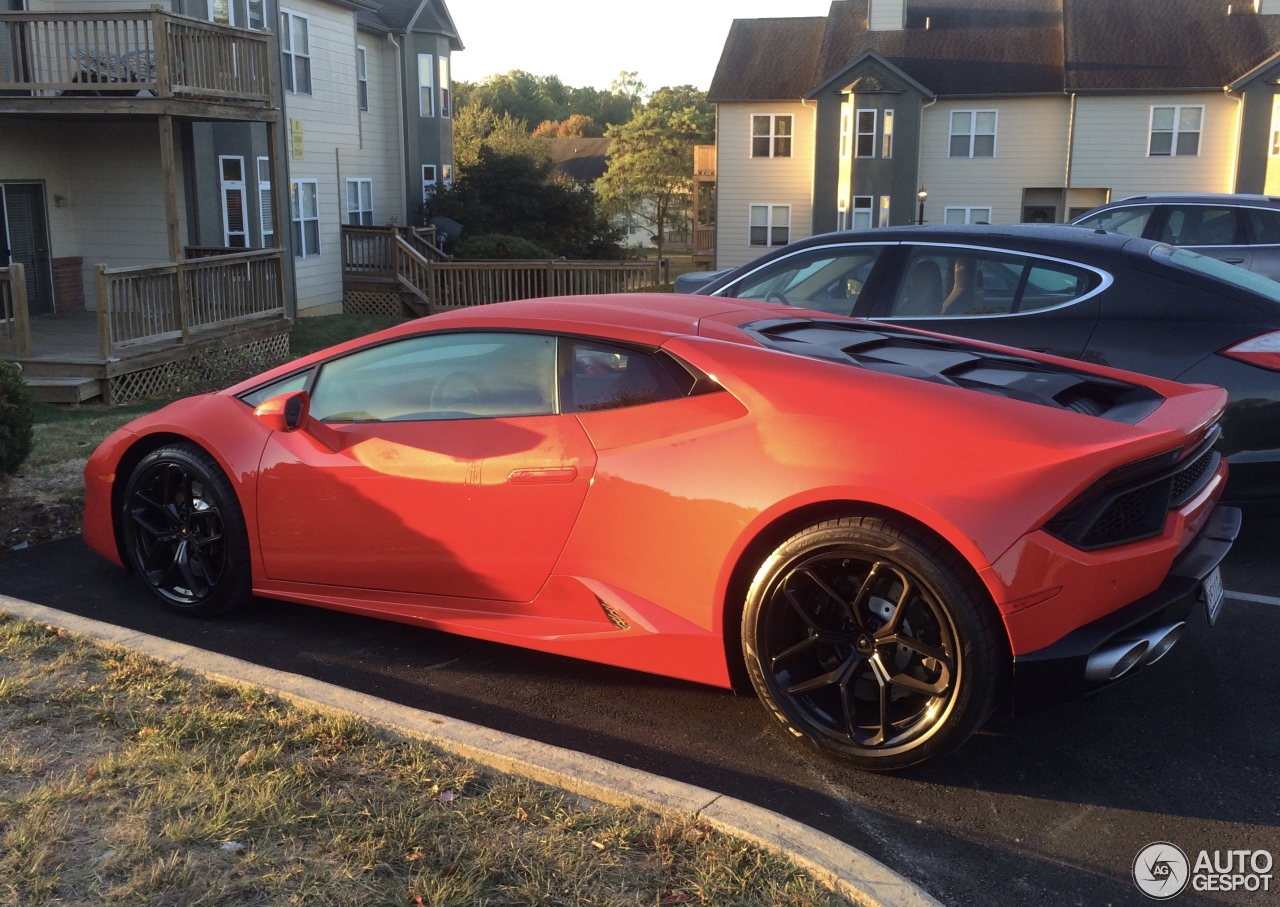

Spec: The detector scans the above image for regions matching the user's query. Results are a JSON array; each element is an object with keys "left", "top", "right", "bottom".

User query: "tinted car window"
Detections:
[
  {"left": 887, "top": 247, "right": 1101, "bottom": 318},
  {"left": 720, "top": 245, "right": 886, "bottom": 315},
  {"left": 1154, "top": 246, "right": 1280, "bottom": 303},
  {"left": 239, "top": 370, "right": 312, "bottom": 408},
  {"left": 1244, "top": 207, "right": 1280, "bottom": 245},
  {"left": 1074, "top": 205, "right": 1154, "bottom": 237},
  {"left": 309, "top": 332, "right": 557, "bottom": 422},
  {"left": 1159, "top": 206, "right": 1239, "bottom": 245},
  {"left": 564, "top": 340, "right": 688, "bottom": 412}
]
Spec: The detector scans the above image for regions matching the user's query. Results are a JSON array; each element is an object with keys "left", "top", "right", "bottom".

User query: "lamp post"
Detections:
[{"left": 917, "top": 187, "right": 928, "bottom": 226}]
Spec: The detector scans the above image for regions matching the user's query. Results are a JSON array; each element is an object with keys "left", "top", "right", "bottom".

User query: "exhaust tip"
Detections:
[
  {"left": 1142, "top": 622, "right": 1186, "bottom": 666},
  {"left": 1085, "top": 639, "right": 1150, "bottom": 682}
]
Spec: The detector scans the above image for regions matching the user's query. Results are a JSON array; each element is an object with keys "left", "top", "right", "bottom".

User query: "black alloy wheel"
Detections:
[
  {"left": 743, "top": 515, "right": 1006, "bottom": 771},
  {"left": 121, "top": 443, "right": 251, "bottom": 616}
]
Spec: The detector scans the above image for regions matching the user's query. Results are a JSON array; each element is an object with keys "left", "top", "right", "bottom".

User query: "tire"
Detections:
[
  {"left": 120, "top": 443, "right": 252, "bottom": 617},
  {"left": 742, "top": 514, "right": 1007, "bottom": 771}
]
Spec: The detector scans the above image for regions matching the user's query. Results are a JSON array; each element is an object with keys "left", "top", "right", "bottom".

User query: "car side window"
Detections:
[
  {"left": 719, "top": 246, "right": 886, "bottom": 315},
  {"left": 563, "top": 340, "right": 689, "bottom": 413},
  {"left": 1159, "top": 206, "right": 1239, "bottom": 246},
  {"left": 1075, "top": 206, "right": 1154, "bottom": 237},
  {"left": 239, "top": 369, "right": 313, "bottom": 407},
  {"left": 1244, "top": 208, "right": 1280, "bottom": 245},
  {"left": 308, "top": 332, "right": 557, "bottom": 422},
  {"left": 886, "top": 247, "right": 1101, "bottom": 318}
]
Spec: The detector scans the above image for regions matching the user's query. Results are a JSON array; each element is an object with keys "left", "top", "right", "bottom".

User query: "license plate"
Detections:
[{"left": 1200, "top": 566, "right": 1225, "bottom": 627}]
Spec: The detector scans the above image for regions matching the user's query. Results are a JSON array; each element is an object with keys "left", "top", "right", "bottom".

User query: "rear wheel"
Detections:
[
  {"left": 742, "top": 515, "right": 1006, "bottom": 771},
  {"left": 120, "top": 443, "right": 251, "bottom": 617}
]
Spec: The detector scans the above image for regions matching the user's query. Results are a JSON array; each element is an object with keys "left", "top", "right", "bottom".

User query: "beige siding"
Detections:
[
  {"left": 1070, "top": 93, "right": 1240, "bottom": 198},
  {"left": 281, "top": 0, "right": 360, "bottom": 315},
  {"left": 346, "top": 28, "right": 405, "bottom": 227},
  {"left": 0, "top": 119, "right": 186, "bottom": 308},
  {"left": 918, "top": 97, "right": 1070, "bottom": 224},
  {"left": 715, "top": 102, "right": 815, "bottom": 269}
]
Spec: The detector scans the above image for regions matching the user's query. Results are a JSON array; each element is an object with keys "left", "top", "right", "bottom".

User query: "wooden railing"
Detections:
[
  {"left": 0, "top": 264, "right": 32, "bottom": 358},
  {"left": 694, "top": 145, "right": 716, "bottom": 177},
  {"left": 431, "top": 259, "right": 668, "bottom": 309},
  {"left": 0, "top": 10, "right": 272, "bottom": 104},
  {"left": 95, "top": 249, "right": 284, "bottom": 358},
  {"left": 694, "top": 224, "right": 716, "bottom": 256}
]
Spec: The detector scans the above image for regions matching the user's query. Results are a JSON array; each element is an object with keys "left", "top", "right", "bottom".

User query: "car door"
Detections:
[
  {"left": 1151, "top": 204, "right": 1252, "bottom": 272},
  {"left": 867, "top": 243, "right": 1105, "bottom": 358},
  {"left": 1239, "top": 206, "right": 1280, "bottom": 281},
  {"left": 256, "top": 331, "right": 597, "bottom": 602}
]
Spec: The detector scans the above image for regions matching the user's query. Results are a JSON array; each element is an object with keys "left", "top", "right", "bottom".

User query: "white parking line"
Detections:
[{"left": 1225, "top": 589, "right": 1280, "bottom": 607}]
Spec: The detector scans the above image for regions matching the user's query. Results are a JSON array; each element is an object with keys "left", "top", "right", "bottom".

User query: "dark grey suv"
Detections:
[{"left": 1070, "top": 193, "right": 1280, "bottom": 280}]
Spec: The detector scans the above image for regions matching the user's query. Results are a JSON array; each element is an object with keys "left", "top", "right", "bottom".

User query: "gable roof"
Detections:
[
  {"left": 548, "top": 137, "right": 611, "bottom": 183},
  {"left": 710, "top": 0, "right": 1280, "bottom": 102},
  {"left": 357, "top": 0, "right": 463, "bottom": 48}
]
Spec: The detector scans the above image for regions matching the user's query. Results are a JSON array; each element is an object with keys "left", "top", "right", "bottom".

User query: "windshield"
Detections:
[{"left": 1152, "top": 245, "right": 1280, "bottom": 303}]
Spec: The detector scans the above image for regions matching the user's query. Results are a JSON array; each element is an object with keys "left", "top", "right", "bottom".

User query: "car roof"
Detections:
[
  {"left": 1097, "top": 193, "right": 1280, "bottom": 206},
  {"left": 762, "top": 223, "right": 1136, "bottom": 256}
]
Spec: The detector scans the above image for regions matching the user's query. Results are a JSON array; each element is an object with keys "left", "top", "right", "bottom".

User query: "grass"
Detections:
[
  {"left": 289, "top": 313, "right": 407, "bottom": 359},
  {"left": 0, "top": 613, "right": 848, "bottom": 907}
]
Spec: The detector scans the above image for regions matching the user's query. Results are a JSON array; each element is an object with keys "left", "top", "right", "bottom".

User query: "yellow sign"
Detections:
[{"left": 289, "top": 119, "right": 304, "bottom": 160}]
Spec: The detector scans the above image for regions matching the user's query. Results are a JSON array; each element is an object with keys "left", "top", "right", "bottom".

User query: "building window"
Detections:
[
  {"left": 422, "top": 164, "right": 437, "bottom": 203},
  {"left": 882, "top": 110, "right": 894, "bottom": 159},
  {"left": 1271, "top": 99, "right": 1280, "bottom": 156},
  {"left": 879, "top": 195, "right": 891, "bottom": 228},
  {"left": 751, "top": 115, "right": 792, "bottom": 158},
  {"left": 356, "top": 46, "right": 368, "bottom": 111},
  {"left": 346, "top": 178, "right": 373, "bottom": 226},
  {"left": 749, "top": 204, "right": 790, "bottom": 246},
  {"left": 840, "top": 111, "right": 851, "bottom": 157},
  {"left": 291, "top": 179, "right": 320, "bottom": 257},
  {"left": 1149, "top": 105, "right": 1202, "bottom": 157},
  {"left": 219, "top": 155, "right": 248, "bottom": 248},
  {"left": 257, "top": 157, "right": 273, "bottom": 247},
  {"left": 280, "top": 10, "right": 310, "bottom": 94},
  {"left": 851, "top": 196, "right": 873, "bottom": 229},
  {"left": 441, "top": 164, "right": 453, "bottom": 188},
  {"left": 248, "top": 0, "right": 264, "bottom": 29},
  {"left": 944, "top": 206, "right": 992, "bottom": 225},
  {"left": 439, "top": 56, "right": 450, "bottom": 118},
  {"left": 837, "top": 196, "right": 848, "bottom": 231},
  {"left": 418, "top": 54, "right": 434, "bottom": 117},
  {"left": 855, "top": 110, "right": 876, "bottom": 158},
  {"left": 949, "top": 110, "right": 996, "bottom": 158}
]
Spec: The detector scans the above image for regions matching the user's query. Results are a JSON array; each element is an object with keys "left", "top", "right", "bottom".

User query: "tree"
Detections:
[
  {"left": 532, "top": 114, "right": 601, "bottom": 138},
  {"left": 452, "top": 104, "right": 550, "bottom": 173},
  {"left": 609, "top": 70, "right": 647, "bottom": 110},
  {"left": 596, "top": 86, "right": 714, "bottom": 258}
]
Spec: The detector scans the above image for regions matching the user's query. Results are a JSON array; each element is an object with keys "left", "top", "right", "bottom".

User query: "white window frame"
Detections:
[
  {"left": 356, "top": 45, "right": 368, "bottom": 112},
  {"left": 948, "top": 109, "right": 997, "bottom": 158},
  {"left": 441, "top": 164, "right": 453, "bottom": 188},
  {"left": 851, "top": 195, "right": 874, "bottom": 230},
  {"left": 218, "top": 154, "right": 248, "bottom": 248},
  {"left": 422, "top": 164, "right": 437, "bottom": 204},
  {"left": 290, "top": 178, "right": 320, "bottom": 258},
  {"left": 1148, "top": 104, "right": 1203, "bottom": 157},
  {"left": 279, "top": 9, "right": 311, "bottom": 95},
  {"left": 439, "top": 55, "right": 450, "bottom": 118},
  {"left": 748, "top": 203, "right": 790, "bottom": 247},
  {"left": 346, "top": 178, "right": 373, "bottom": 226},
  {"left": 943, "top": 206, "right": 993, "bottom": 225},
  {"left": 878, "top": 195, "right": 891, "bottom": 228},
  {"left": 750, "top": 114, "right": 793, "bottom": 158},
  {"left": 855, "top": 109, "right": 876, "bottom": 158},
  {"left": 257, "top": 156, "right": 273, "bottom": 248},
  {"left": 207, "top": 0, "right": 236, "bottom": 27},
  {"left": 418, "top": 53, "right": 434, "bottom": 117},
  {"left": 882, "top": 109, "right": 894, "bottom": 159},
  {"left": 247, "top": 0, "right": 264, "bottom": 30},
  {"left": 837, "top": 196, "right": 848, "bottom": 231}
]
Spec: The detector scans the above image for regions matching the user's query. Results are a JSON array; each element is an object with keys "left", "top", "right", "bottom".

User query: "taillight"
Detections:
[{"left": 1222, "top": 331, "right": 1280, "bottom": 370}]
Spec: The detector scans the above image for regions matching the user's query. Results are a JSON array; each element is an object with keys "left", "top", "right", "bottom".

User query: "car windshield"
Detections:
[{"left": 1153, "top": 245, "right": 1280, "bottom": 303}]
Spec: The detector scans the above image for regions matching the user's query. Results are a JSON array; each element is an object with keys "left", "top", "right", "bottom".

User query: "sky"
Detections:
[{"left": 448, "top": 0, "right": 836, "bottom": 93}]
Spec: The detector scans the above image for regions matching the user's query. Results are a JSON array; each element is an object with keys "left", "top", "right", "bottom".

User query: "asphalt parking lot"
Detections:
[{"left": 2, "top": 513, "right": 1277, "bottom": 907}]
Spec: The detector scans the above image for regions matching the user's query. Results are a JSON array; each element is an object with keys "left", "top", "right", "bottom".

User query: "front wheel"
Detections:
[
  {"left": 742, "top": 515, "right": 1006, "bottom": 771},
  {"left": 120, "top": 443, "right": 252, "bottom": 617}
]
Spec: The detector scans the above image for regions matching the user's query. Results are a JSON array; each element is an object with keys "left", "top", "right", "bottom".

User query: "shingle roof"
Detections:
[
  {"left": 710, "top": 0, "right": 1280, "bottom": 101},
  {"left": 356, "top": 0, "right": 463, "bottom": 47},
  {"left": 707, "top": 17, "right": 827, "bottom": 102},
  {"left": 548, "top": 138, "right": 611, "bottom": 183}
]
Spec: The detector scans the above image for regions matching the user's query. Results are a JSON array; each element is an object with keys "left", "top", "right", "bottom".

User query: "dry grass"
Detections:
[{"left": 0, "top": 614, "right": 848, "bottom": 907}]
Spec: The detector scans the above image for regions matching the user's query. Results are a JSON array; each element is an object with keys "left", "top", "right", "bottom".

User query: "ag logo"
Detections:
[{"left": 1134, "top": 842, "right": 1190, "bottom": 899}]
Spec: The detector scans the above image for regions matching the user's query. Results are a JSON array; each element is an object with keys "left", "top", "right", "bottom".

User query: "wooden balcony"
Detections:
[
  {"left": 0, "top": 10, "right": 277, "bottom": 120},
  {"left": 694, "top": 145, "right": 716, "bottom": 179}
]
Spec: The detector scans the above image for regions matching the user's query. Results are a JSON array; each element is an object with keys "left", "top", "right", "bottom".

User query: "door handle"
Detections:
[
  {"left": 508, "top": 466, "right": 577, "bottom": 485},
  {"left": 1221, "top": 258, "right": 1245, "bottom": 264}
]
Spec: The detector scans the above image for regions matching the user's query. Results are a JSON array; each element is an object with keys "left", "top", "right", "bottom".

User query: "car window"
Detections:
[
  {"left": 309, "top": 332, "right": 557, "bottom": 422},
  {"left": 239, "top": 370, "right": 312, "bottom": 408},
  {"left": 886, "top": 247, "right": 1102, "bottom": 318},
  {"left": 1159, "top": 206, "right": 1239, "bottom": 246},
  {"left": 719, "top": 245, "right": 886, "bottom": 315},
  {"left": 1154, "top": 246, "right": 1280, "bottom": 303},
  {"left": 563, "top": 340, "right": 688, "bottom": 412},
  {"left": 1244, "top": 208, "right": 1280, "bottom": 245},
  {"left": 1074, "top": 205, "right": 1153, "bottom": 237}
]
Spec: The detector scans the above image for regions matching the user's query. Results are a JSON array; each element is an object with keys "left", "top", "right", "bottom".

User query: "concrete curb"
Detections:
[{"left": 0, "top": 594, "right": 943, "bottom": 907}]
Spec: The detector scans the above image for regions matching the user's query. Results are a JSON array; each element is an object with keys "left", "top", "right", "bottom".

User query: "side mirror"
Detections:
[{"left": 254, "top": 390, "right": 311, "bottom": 433}]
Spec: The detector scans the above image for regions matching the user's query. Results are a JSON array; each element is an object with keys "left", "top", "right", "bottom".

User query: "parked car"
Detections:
[
  {"left": 683, "top": 224, "right": 1280, "bottom": 505},
  {"left": 1070, "top": 193, "right": 1280, "bottom": 280},
  {"left": 85, "top": 294, "right": 1238, "bottom": 770}
]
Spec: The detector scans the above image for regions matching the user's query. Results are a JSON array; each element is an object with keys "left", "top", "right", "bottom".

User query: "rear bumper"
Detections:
[{"left": 1012, "top": 505, "right": 1241, "bottom": 712}]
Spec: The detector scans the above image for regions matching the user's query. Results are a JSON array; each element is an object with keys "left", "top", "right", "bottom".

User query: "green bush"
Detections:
[
  {"left": 454, "top": 233, "right": 556, "bottom": 260},
  {"left": 0, "top": 361, "right": 35, "bottom": 478}
]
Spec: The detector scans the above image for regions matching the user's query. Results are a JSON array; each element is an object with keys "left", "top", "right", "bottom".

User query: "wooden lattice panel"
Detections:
[
  {"left": 343, "top": 290, "right": 401, "bottom": 317},
  {"left": 109, "top": 333, "right": 291, "bottom": 405}
]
